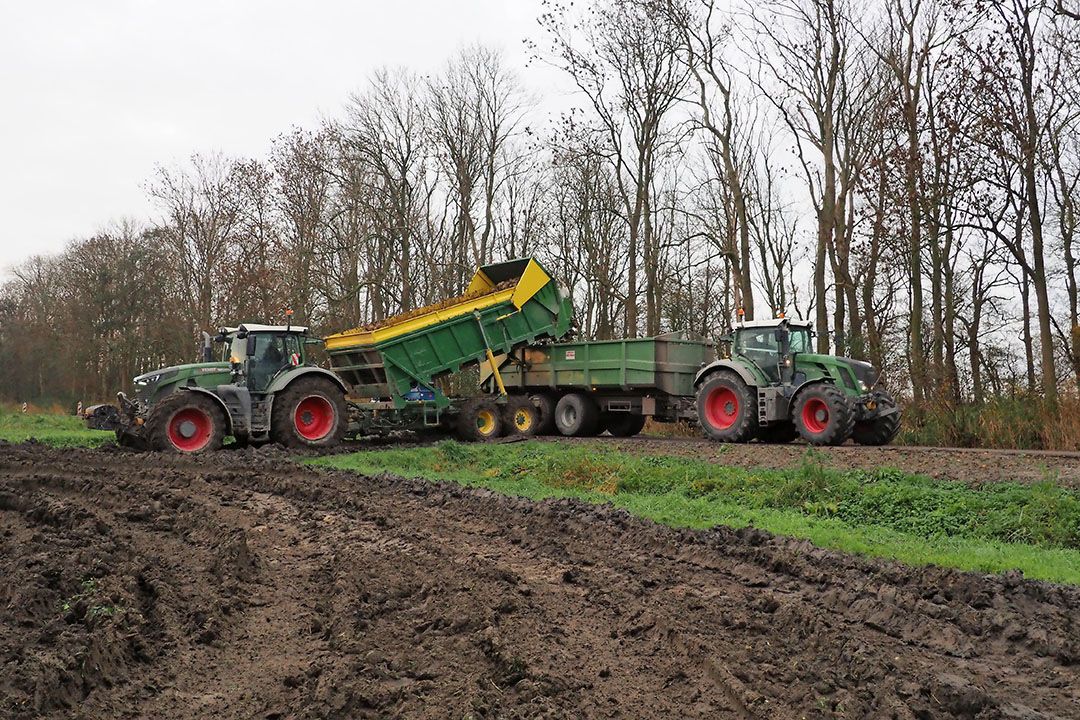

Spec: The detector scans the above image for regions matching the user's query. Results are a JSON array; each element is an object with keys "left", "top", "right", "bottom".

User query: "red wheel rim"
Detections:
[
  {"left": 705, "top": 386, "right": 739, "bottom": 430},
  {"left": 295, "top": 396, "right": 335, "bottom": 441},
  {"left": 802, "top": 398, "right": 830, "bottom": 434},
  {"left": 167, "top": 407, "right": 213, "bottom": 452}
]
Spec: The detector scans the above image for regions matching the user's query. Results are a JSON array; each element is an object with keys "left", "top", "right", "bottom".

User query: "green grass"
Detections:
[
  {"left": 311, "top": 441, "right": 1080, "bottom": 585},
  {"left": 0, "top": 408, "right": 114, "bottom": 447}
]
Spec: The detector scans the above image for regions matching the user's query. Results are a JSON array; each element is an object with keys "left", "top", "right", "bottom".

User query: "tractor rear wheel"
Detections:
[
  {"left": 852, "top": 391, "right": 901, "bottom": 446},
  {"left": 148, "top": 392, "right": 226, "bottom": 454},
  {"left": 555, "top": 393, "right": 600, "bottom": 437},
  {"left": 696, "top": 371, "right": 757, "bottom": 442},
  {"left": 458, "top": 399, "right": 504, "bottom": 442},
  {"left": 793, "top": 385, "right": 855, "bottom": 446},
  {"left": 503, "top": 395, "right": 540, "bottom": 438},
  {"left": 603, "top": 412, "right": 647, "bottom": 437},
  {"left": 532, "top": 393, "right": 558, "bottom": 435},
  {"left": 271, "top": 377, "right": 348, "bottom": 448}
]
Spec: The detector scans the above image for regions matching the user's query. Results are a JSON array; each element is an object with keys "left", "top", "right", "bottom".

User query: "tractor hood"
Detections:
[
  {"left": 131, "top": 362, "right": 231, "bottom": 398},
  {"left": 794, "top": 354, "right": 878, "bottom": 391}
]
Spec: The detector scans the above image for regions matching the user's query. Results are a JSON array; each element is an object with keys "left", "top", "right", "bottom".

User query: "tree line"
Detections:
[{"left": 2, "top": 0, "right": 1078, "bottom": 409}]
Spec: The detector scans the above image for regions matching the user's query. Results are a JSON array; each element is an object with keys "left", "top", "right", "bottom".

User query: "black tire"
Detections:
[
  {"left": 271, "top": 377, "right": 348, "bottom": 448},
  {"left": 696, "top": 371, "right": 757, "bottom": 442},
  {"left": 503, "top": 395, "right": 540, "bottom": 438},
  {"left": 457, "top": 399, "right": 504, "bottom": 442},
  {"left": 147, "top": 392, "right": 226, "bottom": 454},
  {"left": 758, "top": 422, "right": 798, "bottom": 444},
  {"left": 532, "top": 393, "right": 558, "bottom": 435},
  {"left": 793, "top": 384, "right": 855, "bottom": 446},
  {"left": 852, "top": 391, "right": 901, "bottom": 446},
  {"left": 603, "top": 412, "right": 647, "bottom": 437},
  {"left": 554, "top": 393, "right": 600, "bottom": 437}
]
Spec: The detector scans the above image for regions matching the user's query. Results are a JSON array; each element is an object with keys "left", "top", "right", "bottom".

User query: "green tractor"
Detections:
[
  {"left": 85, "top": 323, "right": 349, "bottom": 452},
  {"left": 694, "top": 318, "right": 900, "bottom": 446}
]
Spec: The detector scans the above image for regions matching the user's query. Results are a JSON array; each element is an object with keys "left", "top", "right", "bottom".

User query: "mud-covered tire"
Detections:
[
  {"left": 458, "top": 399, "right": 504, "bottom": 442},
  {"left": 696, "top": 371, "right": 757, "bottom": 442},
  {"left": 603, "top": 412, "right": 647, "bottom": 437},
  {"left": 793, "top": 384, "right": 855, "bottom": 446},
  {"left": 852, "top": 391, "right": 901, "bottom": 446},
  {"left": 554, "top": 393, "right": 600, "bottom": 437},
  {"left": 271, "top": 377, "right": 348, "bottom": 448},
  {"left": 147, "top": 392, "right": 226, "bottom": 454},
  {"left": 503, "top": 395, "right": 540, "bottom": 438},
  {"left": 758, "top": 422, "right": 798, "bottom": 444},
  {"left": 532, "top": 393, "right": 558, "bottom": 435}
]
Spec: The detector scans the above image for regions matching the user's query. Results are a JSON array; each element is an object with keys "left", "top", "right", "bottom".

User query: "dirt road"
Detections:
[{"left": 2, "top": 442, "right": 1078, "bottom": 719}]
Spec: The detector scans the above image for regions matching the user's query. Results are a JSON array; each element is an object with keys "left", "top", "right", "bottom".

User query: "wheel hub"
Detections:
[
  {"left": 815, "top": 408, "right": 827, "bottom": 423},
  {"left": 178, "top": 420, "right": 198, "bottom": 439}
]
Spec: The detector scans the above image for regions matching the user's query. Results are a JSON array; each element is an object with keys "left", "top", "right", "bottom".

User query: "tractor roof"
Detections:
[
  {"left": 735, "top": 318, "right": 812, "bottom": 330},
  {"left": 224, "top": 323, "right": 310, "bottom": 334}
]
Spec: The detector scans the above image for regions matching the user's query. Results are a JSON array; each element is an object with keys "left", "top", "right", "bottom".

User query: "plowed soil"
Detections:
[{"left": 2, "top": 441, "right": 1078, "bottom": 719}]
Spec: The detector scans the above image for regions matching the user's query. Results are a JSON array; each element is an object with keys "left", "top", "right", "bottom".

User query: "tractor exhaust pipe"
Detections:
[{"left": 201, "top": 332, "right": 213, "bottom": 362}]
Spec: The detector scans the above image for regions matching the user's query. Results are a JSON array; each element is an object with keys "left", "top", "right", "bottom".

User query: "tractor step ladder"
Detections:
[{"left": 757, "top": 389, "right": 768, "bottom": 425}]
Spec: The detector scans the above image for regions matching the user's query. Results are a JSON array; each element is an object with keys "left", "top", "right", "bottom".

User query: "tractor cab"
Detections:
[
  {"left": 216, "top": 324, "right": 318, "bottom": 392},
  {"left": 729, "top": 318, "right": 812, "bottom": 384}
]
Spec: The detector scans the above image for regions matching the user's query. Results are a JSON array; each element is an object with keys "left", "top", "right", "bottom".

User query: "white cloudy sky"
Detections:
[{"left": 0, "top": 0, "right": 557, "bottom": 275}]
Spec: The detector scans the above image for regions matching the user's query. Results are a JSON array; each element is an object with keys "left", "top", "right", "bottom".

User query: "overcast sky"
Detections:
[{"left": 0, "top": 0, "right": 556, "bottom": 276}]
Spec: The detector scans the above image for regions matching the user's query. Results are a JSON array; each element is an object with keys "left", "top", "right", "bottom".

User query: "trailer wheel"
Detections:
[
  {"left": 793, "top": 384, "right": 855, "bottom": 446},
  {"left": 271, "top": 377, "right": 348, "bottom": 448},
  {"left": 554, "top": 393, "right": 600, "bottom": 437},
  {"left": 603, "top": 412, "right": 646, "bottom": 437},
  {"left": 696, "top": 371, "right": 757, "bottom": 442},
  {"left": 532, "top": 393, "right": 558, "bottom": 435},
  {"left": 503, "top": 395, "right": 540, "bottom": 437},
  {"left": 148, "top": 392, "right": 225, "bottom": 454},
  {"left": 458, "top": 400, "right": 504, "bottom": 442}
]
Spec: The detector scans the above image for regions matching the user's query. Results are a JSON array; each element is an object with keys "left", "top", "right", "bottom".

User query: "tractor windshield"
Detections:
[{"left": 789, "top": 328, "right": 811, "bottom": 353}]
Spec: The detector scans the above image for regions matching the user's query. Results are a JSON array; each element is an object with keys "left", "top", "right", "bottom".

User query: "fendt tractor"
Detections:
[
  {"left": 86, "top": 256, "right": 899, "bottom": 451},
  {"left": 694, "top": 318, "right": 900, "bottom": 446}
]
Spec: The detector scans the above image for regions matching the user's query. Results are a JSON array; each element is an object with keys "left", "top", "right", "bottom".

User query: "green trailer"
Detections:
[
  {"left": 324, "top": 257, "right": 574, "bottom": 439},
  {"left": 482, "top": 331, "right": 712, "bottom": 437}
]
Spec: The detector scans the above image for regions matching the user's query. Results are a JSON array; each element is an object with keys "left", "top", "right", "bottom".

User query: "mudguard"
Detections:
[
  {"left": 693, "top": 359, "right": 759, "bottom": 389},
  {"left": 182, "top": 386, "right": 236, "bottom": 434},
  {"left": 265, "top": 367, "right": 349, "bottom": 396}
]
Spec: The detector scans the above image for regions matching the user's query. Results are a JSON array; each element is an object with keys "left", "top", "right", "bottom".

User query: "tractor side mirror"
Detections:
[{"left": 246, "top": 334, "right": 257, "bottom": 357}]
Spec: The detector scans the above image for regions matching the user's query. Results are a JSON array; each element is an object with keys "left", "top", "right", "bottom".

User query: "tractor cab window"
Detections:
[
  {"left": 734, "top": 328, "right": 781, "bottom": 381},
  {"left": 248, "top": 334, "right": 293, "bottom": 391},
  {"left": 789, "top": 328, "right": 811, "bottom": 354}
]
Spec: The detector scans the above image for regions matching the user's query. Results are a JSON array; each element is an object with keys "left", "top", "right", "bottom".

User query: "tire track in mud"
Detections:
[{"left": 1, "top": 442, "right": 1078, "bottom": 719}]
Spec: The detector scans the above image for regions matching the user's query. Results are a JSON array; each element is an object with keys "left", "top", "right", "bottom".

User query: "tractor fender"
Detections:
[
  {"left": 266, "top": 367, "right": 349, "bottom": 396},
  {"left": 181, "top": 386, "right": 236, "bottom": 434},
  {"left": 693, "top": 360, "right": 758, "bottom": 389},
  {"left": 788, "top": 377, "right": 837, "bottom": 404}
]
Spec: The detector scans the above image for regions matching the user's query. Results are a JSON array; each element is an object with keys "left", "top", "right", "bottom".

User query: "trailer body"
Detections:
[{"left": 489, "top": 331, "right": 712, "bottom": 423}]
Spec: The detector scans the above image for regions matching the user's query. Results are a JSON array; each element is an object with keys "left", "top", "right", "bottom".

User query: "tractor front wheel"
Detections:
[
  {"left": 271, "top": 377, "right": 348, "bottom": 448},
  {"left": 793, "top": 385, "right": 855, "bottom": 446},
  {"left": 148, "top": 392, "right": 226, "bottom": 454},
  {"left": 696, "top": 371, "right": 757, "bottom": 442},
  {"left": 852, "top": 391, "right": 901, "bottom": 446}
]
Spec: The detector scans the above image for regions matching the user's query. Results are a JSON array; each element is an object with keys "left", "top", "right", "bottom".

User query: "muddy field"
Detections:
[
  {"left": 1, "top": 441, "right": 1078, "bottom": 719},
  {"left": 580, "top": 435, "right": 1080, "bottom": 488}
]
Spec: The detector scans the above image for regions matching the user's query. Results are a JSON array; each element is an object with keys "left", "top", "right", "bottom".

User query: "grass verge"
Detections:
[
  {"left": 0, "top": 408, "right": 114, "bottom": 448},
  {"left": 312, "top": 441, "right": 1080, "bottom": 585}
]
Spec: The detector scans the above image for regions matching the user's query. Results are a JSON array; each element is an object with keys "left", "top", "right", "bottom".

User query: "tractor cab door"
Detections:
[
  {"left": 734, "top": 327, "right": 781, "bottom": 384},
  {"left": 247, "top": 333, "right": 302, "bottom": 392}
]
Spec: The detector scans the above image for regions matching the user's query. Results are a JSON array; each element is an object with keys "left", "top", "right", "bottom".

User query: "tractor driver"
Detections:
[{"left": 250, "top": 336, "right": 287, "bottom": 390}]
